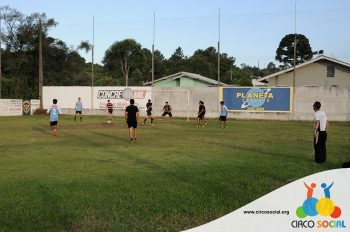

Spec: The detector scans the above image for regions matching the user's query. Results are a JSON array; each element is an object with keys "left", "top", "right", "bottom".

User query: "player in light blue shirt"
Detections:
[
  {"left": 74, "top": 97, "right": 83, "bottom": 122},
  {"left": 219, "top": 101, "right": 228, "bottom": 128},
  {"left": 47, "top": 99, "right": 62, "bottom": 136}
]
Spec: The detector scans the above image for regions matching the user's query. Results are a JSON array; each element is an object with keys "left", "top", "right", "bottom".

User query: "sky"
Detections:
[{"left": 1, "top": 0, "right": 350, "bottom": 68}]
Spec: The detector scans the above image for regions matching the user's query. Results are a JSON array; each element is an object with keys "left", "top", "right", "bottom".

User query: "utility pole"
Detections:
[{"left": 38, "top": 20, "right": 43, "bottom": 109}]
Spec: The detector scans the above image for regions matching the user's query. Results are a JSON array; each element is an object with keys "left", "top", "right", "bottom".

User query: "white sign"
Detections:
[
  {"left": 43, "top": 86, "right": 152, "bottom": 111},
  {"left": 0, "top": 99, "right": 23, "bottom": 116},
  {"left": 30, "top": 99, "right": 40, "bottom": 115},
  {"left": 93, "top": 87, "right": 152, "bottom": 111}
]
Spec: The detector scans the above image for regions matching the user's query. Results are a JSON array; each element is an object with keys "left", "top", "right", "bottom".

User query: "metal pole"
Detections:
[
  {"left": 0, "top": 9, "right": 2, "bottom": 99},
  {"left": 217, "top": 7, "right": 221, "bottom": 112},
  {"left": 151, "top": 12, "right": 155, "bottom": 87},
  {"left": 217, "top": 7, "right": 221, "bottom": 87},
  {"left": 293, "top": 2, "right": 296, "bottom": 91},
  {"left": 39, "top": 20, "right": 43, "bottom": 109},
  {"left": 292, "top": 2, "right": 297, "bottom": 113},
  {"left": 91, "top": 16, "right": 94, "bottom": 113}
]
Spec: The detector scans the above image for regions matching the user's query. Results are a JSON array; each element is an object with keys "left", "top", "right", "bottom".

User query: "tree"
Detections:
[
  {"left": 0, "top": 5, "right": 57, "bottom": 98},
  {"left": 275, "top": 34, "right": 313, "bottom": 67},
  {"left": 102, "top": 39, "right": 145, "bottom": 86}
]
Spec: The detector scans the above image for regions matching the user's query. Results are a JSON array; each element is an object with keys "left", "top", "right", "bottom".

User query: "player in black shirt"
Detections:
[
  {"left": 143, "top": 99, "right": 154, "bottom": 125},
  {"left": 161, "top": 101, "right": 173, "bottom": 119},
  {"left": 197, "top": 101, "right": 207, "bottom": 127},
  {"left": 125, "top": 99, "right": 139, "bottom": 142}
]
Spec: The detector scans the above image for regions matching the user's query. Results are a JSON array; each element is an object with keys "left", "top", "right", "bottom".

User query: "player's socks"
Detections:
[
  {"left": 130, "top": 138, "right": 133, "bottom": 143},
  {"left": 151, "top": 118, "right": 154, "bottom": 124}
]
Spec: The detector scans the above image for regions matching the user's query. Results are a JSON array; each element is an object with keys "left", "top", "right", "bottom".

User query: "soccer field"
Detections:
[{"left": 0, "top": 116, "right": 349, "bottom": 231}]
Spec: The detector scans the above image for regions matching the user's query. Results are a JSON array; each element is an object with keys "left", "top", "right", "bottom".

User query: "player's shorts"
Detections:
[
  {"left": 147, "top": 111, "right": 152, "bottom": 116},
  {"left": 127, "top": 121, "right": 138, "bottom": 128},
  {"left": 198, "top": 113, "right": 205, "bottom": 119},
  {"left": 108, "top": 109, "right": 113, "bottom": 114},
  {"left": 75, "top": 111, "right": 82, "bottom": 114},
  {"left": 50, "top": 121, "right": 58, "bottom": 126},
  {"left": 162, "top": 112, "right": 172, "bottom": 117},
  {"left": 219, "top": 116, "right": 227, "bottom": 121}
]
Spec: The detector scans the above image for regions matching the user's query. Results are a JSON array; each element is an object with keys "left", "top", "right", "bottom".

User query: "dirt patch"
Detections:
[{"left": 61, "top": 123, "right": 126, "bottom": 129}]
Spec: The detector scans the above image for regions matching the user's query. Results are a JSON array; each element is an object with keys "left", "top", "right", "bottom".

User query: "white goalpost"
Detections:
[{"left": 150, "top": 89, "right": 190, "bottom": 122}]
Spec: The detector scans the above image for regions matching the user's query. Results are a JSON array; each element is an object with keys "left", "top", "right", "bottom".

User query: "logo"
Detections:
[
  {"left": 236, "top": 88, "right": 273, "bottom": 109},
  {"left": 296, "top": 182, "right": 341, "bottom": 219},
  {"left": 97, "top": 89, "right": 147, "bottom": 100},
  {"left": 23, "top": 100, "right": 31, "bottom": 115},
  {"left": 291, "top": 182, "right": 346, "bottom": 229}
]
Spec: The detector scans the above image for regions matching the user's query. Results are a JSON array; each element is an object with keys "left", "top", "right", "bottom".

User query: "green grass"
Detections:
[{"left": 0, "top": 116, "right": 349, "bottom": 232}]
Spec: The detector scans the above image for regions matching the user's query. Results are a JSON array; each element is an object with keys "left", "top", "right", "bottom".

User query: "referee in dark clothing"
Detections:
[{"left": 125, "top": 99, "right": 139, "bottom": 142}]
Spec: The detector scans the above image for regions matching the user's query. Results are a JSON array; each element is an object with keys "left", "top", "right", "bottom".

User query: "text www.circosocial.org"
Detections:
[{"left": 243, "top": 210, "right": 290, "bottom": 215}]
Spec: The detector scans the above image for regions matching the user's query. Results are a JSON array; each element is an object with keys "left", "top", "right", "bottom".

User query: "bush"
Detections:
[{"left": 33, "top": 109, "right": 47, "bottom": 115}]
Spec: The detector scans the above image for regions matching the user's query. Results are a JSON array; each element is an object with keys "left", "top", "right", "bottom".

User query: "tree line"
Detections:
[{"left": 0, "top": 6, "right": 319, "bottom": 99}]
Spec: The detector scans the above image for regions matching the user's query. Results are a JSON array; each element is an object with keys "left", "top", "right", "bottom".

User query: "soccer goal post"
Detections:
[{"left": 150, "top": 89, "right": 190, "bottom": 121}]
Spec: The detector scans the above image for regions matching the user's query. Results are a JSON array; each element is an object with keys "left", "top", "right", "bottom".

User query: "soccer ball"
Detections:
[{"left": 107, "top": 120, "right": 111, "bottom": 124}]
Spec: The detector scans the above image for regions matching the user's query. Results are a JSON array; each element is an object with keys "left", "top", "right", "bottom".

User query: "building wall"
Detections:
[
  {"left": 153, "top": 76, "right": 210, "bottom": 87},
  {"left": 154, "top": 79, "right": 179, "bottom": 87},
  {"left": 268, "top": 62, "right": 350, "bottom": 87}
]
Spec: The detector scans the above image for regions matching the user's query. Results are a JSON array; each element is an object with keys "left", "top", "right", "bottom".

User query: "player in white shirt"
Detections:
[{"left": 313, "top": 101, "right": 328, "bottom": 163}]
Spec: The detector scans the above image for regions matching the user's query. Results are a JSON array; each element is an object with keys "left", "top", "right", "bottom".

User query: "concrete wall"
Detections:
[
  {"left": 151, "top": 87, "right": 219, "bottom": 118},
  {"left": 42, "top": 86, "right": 350, "bottom": 121},
  {"left": 268, "top": 62, "right": 350, "bottom": 87}
]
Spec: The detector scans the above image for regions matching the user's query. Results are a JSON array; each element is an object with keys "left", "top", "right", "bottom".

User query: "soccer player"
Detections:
[
  {"left": 106, "top": 100, "right": 113, "bottom": 122},
  {"left": 162, "top": 101, "right": 172, "bottom": 119},
  {"left": 47, "top": 99, "right": 62, "bottom": 137},
  {"left": 219, "top": 101, "right": 228, "bottom": 128},
  {"left": 125, "top": 99, "right": 139, "bottom": 142},
  {"left": 197, "top": 101, "right": 206, "bottom": 127},
  {"left": 74, "top": 97, "right": 83, "bottom": 122},
  {"left": 143, "top": 99, "right": 154, "bottom": 125},
  {"left": 313, "top": 101, "right": 328, "bottom": 163}
]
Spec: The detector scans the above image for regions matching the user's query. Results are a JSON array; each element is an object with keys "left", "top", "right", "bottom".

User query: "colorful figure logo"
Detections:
[{"left": 296, "top": 182, "right": 342, "bottom": 219}]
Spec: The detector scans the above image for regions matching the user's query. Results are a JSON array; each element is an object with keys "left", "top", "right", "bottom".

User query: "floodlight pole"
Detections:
[
  {"left": 151, "top": 12, "right": 155, "bottom": 87},
  {"left": 91, "top": 16, "right": 95, "bottom": 113},
  {"left": 292, "top": 2, "right": 297, "bottom": 114},
  {"left": 0, "top": 9, "right": 2, "bottom": 99},
  {"left": 217, "top": 7, "right": 221, "bottom": 111},
  {"left": 217, "top": 7, "right": 221, "bottom": 87},
  {"left": 39, "top": 20, "right": 43, "bottom": 109},
  {"left": 293, "top": 2, "right": 296, "bottom": 92}
]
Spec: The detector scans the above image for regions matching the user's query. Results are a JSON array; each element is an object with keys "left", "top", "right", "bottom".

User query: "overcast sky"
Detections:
[{"left": 2, "top": 0, "right": 350, "bottom": 68}]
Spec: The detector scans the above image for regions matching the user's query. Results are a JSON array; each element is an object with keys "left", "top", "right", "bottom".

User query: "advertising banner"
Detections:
[
  {"left": 0, "top": 99, "right": 23, "bottom": 116},
  {"left": 93, "top": 87, "right": 152, "bottom": 111},
  {"left": 30, "top": 99, "right": 40, "bottom": 115},
  {"left": 221, "top": 87, "right": 293, "bottom": 112}
]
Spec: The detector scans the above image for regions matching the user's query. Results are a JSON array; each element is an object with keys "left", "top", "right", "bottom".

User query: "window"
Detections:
[{"left": 327, "top": 66, "right": 335, "bottom": 77}]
